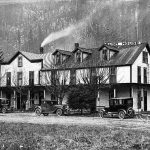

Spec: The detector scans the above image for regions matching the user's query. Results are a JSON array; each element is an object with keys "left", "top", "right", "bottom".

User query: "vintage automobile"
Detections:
[
  {"left": 35, "top": 99, "right": 70, "bottom": 116},
  {"left": 0, "top": 98, "right": 13, "bottom": 113},
  {"left": 99, "top": 97, "right": 135, "bottom": 119}
]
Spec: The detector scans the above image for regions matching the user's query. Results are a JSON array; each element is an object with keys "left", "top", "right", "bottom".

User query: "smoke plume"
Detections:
[
  {"left": 41, "top": 0, "right": 142, "bottom": 48},
  {"left": 41, "top": 25, "right": 76, "bottom": 47},
  {"left": 41, "top": 0, "right": 105, "bottom": 47}
]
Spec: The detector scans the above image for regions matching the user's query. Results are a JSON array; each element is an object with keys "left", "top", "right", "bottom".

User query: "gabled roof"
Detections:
[
  {"left": 5, "top": 51, "right": 43, "bottom": 64},
  {"left": 109, "top": 43, "right": 150, "bottom": 66},
  {"left": 72, "top": 47, "right": 92, "bottom": 54},
  {"left": 52, "top": 49, "right": 72, "bottom": 56},
  {"left": 2, "top": 51, "right": 53, "bottom": 69},
  {"left": 99, "top": 44, "right": 119, "bottom": 52}
]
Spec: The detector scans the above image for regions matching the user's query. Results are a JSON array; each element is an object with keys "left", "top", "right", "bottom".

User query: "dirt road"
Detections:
[{"left": 0, "top": 113, "right": 150, "bottom": 130}]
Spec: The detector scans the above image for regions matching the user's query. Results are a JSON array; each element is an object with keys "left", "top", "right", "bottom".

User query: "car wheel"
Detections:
[
  {"left": 35, "top": 108, "right": 41, "bottom": 116},
  {"left": 118, "top": 110, "right": 125, "bottom": 119},
  {"left": 56, "top": 109, "right": 63, "bottom": 116},
  {"left": 99, "top": 110, "right": 104, "bottom": 118},
  {"left": 43, "top": 113, "right": 49, "bottom": 116},
  {"left": 127, "top": 108, "right": 135, "bottom": 118},
  {"left": 2, "top": 108, "right": 6, "bottom": 114}
]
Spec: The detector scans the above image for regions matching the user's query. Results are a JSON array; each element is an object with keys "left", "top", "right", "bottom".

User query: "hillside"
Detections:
[{"left": 0, "top": 0, "right": 150, "bottom": 61}]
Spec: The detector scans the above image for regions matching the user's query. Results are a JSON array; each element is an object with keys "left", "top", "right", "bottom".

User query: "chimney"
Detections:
[
  {"left": 75, "top": 43, "right": 79, "bottom": 49},
  {"left": 40, "top": 47, "right": 44, "bottom": 54}
]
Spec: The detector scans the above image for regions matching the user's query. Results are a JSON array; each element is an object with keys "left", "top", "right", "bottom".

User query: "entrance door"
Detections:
[{"left": 144, "top": 91, "right": 147, "bottom": 111}]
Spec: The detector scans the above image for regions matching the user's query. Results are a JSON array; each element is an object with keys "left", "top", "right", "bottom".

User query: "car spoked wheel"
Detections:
[
  {"left": 127, "top": 108, "right": 134, "bottom": 118},
  {"left": 35, "top": 108, "right": 41, "bottom": 116},
  {"left": 118, "top": 110, "right": 125, "bottom": 119},
  {"left": 99, "top": 111, "right": 104, "bottom": 118},
  {"left": 2, "top": 108, "right": 6, "bottom": 114},
  {"left": 56, "top": 109, "right": 63, "bottom": 116}
]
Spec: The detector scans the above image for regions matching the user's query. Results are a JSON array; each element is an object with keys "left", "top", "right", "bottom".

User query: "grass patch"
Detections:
[{"left": 0, "top": 122, "right": 150, "bottom": 150}]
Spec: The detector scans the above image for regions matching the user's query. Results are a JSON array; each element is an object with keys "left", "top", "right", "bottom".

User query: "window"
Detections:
[
  {"left": 76, "top": 51, "right": 81, "bottom": 63},
  {"left": 51, "top": 70, "right": 56, "bottom": 85},
  {"left": 29, "top": 71, "right": 34, "bottom": 85},
  {"left": 17, "top": 72, "right": 22, "bottom": 86},
  {"left": 119, "top": 99, "right": 123, "bottom": 105},
  {"left": 114, "top": 100, "right": 119, "bottom": 106},
  {"left": 70, "top": 69, "right": 76, "bottom": 85},
  {"left": 137, "top": 66, "right": 141, "bottom": 83},
  {"left": 18, "top": 56, "right": 23, "bottom": 67},
  {"left": 56, "top": 53, "right": 61, "bottom": 65},
  {"left": 144, "top": 68, "right": 147, "bottom": 84},
  {"left": 102, "top": 48, "right": 108, "bottom": 60},
  {"left": 143, "top": 51, "right": 148, "bottom": 64},
  {"left": 109, "top": 100, "right": 113, "bottom": 106},
  {"left": 110, "top": 67, "right": 116, "bottom": 83},
  {"left": 6, "top": 72, "right": 11, "bottom": 86},
  {"left": 90, "top": 68, "right": 97, "bottom": 84}
]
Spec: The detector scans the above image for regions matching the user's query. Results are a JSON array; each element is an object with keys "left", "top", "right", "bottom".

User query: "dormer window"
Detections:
[
  {"left": 18, "top": 56, "right": 23, "bottom": 67},
  {"left": 56, "top": 53, "right": 61, "bottom": 65},
  {"left": 53, "top": 49, "right": 71, "bottom": 65},
  {"left": 102, "top": 48, "right": 108, "bottom": 60},
  {"left": 76, "top": 51, "right": 81, "bottom": 63},
  {"left": 100, "top": 45, "right": 119, "bottom": 61}
]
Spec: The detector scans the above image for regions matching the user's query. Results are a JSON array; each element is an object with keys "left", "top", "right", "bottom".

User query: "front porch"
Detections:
[
  {"left": 96, "top": 83, "right": 150, "bottom": 112},
  {"left": 0, "top": 85, "right": 45, "bottom": 111}
]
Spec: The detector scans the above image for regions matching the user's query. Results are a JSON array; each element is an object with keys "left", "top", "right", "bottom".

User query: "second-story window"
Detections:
[
  {"left": 76, "top": 51, "right": 81, "bottom": 63},
  {"left": 70, "top": 69, "right": 76, "bottom": 85},
  {"left": 17, "top": 72, "right": 22, "bottom": 86},
  {"left": 29, "top": 71, "right": 34, "bottom": 85},
  {"left": 56, "top": 53, "right": 61, "bottom": 65},
  {"left": 51, "top": 70, "right": 56, "bottom": 85},
  {"left": 6, "top": 72, "right": 11, "bottom": 86},
  {"left": 144, "top": 67, "right": 147, "bottom": 84},
  {"left": 137, "top": 66, "right": 141, "bottom": 83},
  {"left": 110, "top": 67, "right": 116, "bottom": 83},
  {"left": 143, "top": 51, "right": 148, "bottom": 64},
  {"left": 102, "top": 48, "right": 108, "bottom": 61},
  {"left": 18, "top": 56, "right": 23, "bottom": 67}
]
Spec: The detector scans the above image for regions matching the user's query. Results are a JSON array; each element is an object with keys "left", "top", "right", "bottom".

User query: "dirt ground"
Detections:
[{"left": 0, "top": 112, "right": 150, "bottom": 131}]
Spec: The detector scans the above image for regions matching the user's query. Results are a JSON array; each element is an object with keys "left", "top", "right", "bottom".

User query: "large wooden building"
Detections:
[{"left": 0, "top": 42, "right": 150, "bottom": 112}]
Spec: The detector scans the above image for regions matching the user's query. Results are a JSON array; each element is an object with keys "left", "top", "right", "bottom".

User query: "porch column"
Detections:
[
  {"left": 13, "top": 90, "right": 16, "bottom": 109},
  {"left": 130, "top": 87, "right": 133, "bottom": 97},
  {"left": 114, "top": 88, "right": 116, "bottom": 98},
  {"left": 97, "top": 91, "right": 100, "bottom": 107},
  {"left": 44, "top": 89, "right": 45, "bottom": 99}
]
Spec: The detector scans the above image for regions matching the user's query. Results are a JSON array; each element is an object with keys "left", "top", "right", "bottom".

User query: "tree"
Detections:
[
  {"left": 68, "top": 65, "right": 111, "bottom": 114},
  {"left": 41, "top": 66, "right": 70, "bottom": 105}
]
